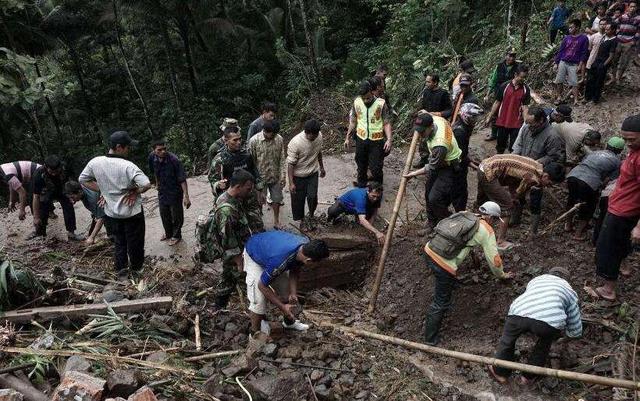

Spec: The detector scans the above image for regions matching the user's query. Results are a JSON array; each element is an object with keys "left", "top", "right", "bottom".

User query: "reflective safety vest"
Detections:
[
  {"left": 354, "top": 97, "right": 385, "bottom": 141},
  {"left": 426, "top": 116, "right": 462, "bottom": 164}
]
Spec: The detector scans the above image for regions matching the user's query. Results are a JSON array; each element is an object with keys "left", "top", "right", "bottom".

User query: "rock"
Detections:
[
  {"left": 127, "top": 387, "right": 158, "bottom": 401},
  {"left": 145, "top": 351, "right": 169, "bottom": 364},
  {"left": 474, "top": 391, "right": 497, "bottom": 401},
  {"left": 602, "top": 331, "right": 613, "bottom": 344},
  {"left": 225, "top": 322, "right": 238, "bottom": 332},
  {"left": 106, "top": 369, "right": 139, "bottom": 398},
  {"left": 0, "top": 389, "right": 23, "bottom": 401},
  {"left": 310, "top": 369, "right": 324, "bottom": 382},
  {"left": 63, "top": 355, "right": 92, "bottom": 376},
  {"left": 51, "top": 371, "right": 106, "bottom": 401},
  {"left": 101, "top": 290, "right": 125, "bottom": 302},
  {"left": 203, "top": 374, "right": 223, "bottom": 396},
  {"left": 262, "top": 343, "right": 278, "bottom": 358},
  {"left": 222, "top": 355, "right": 257, "bottom": 377},
  {"left": 105, "top": 399, "right": 127, "bottom": 401},
  {"left": 247, "top": 371, "right": 309, "bottom": 400},
  {"left": 318, "top": 344, "right": 340, "bottom": 361},
  {"left": 277, "top": 345, "right": 303, "bottom": 360},
  {"left": 355, "top": 390, "right": 369, "bottom": 399},
  {"left": 339, "top": 374, "right": 354, "bottom": 386}
]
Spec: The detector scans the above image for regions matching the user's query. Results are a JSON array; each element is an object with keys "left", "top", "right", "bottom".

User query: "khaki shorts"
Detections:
[
  {"left": 554, "top": 60, "right": 578, "bottom": 87},
  {"left": 477, "top": 170, "right": 513, "bottom": 216},
  {"left": 264, "top": 182, "right": 284, "bottom": 205},
  {"left": 244, "top": 250, "right": 289, "bottom": 315}
]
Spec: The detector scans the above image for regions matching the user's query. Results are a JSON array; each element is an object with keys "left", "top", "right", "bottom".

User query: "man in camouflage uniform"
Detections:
[
  {"left": 209, "top": 126, "right": 264, "bottom": 232},
  {"left": 207, "top": 118, "right": 240, "bottom": 167},
  {"left": 213, "top": 169, "right": 255, "bottom": 308}
]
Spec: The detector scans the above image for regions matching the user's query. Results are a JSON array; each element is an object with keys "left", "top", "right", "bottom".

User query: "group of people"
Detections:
[{"left": 549, "top": 0, "right": 639, "bottom": 104}]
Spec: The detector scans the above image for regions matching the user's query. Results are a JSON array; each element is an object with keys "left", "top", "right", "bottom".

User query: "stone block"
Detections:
[{"left": 51, "top": 371, "right": 106, "bottom": 401}]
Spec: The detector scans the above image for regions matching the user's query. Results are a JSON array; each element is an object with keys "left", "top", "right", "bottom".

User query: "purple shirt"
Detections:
[{"left": 555, "top": 34, "right": 589, "bottom": 64}]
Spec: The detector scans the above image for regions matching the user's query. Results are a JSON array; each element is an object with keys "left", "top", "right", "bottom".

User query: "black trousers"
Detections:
[
  {"left": 159, "top": 201, "right": 184, "bottom": 239},
  {"left": 596, "top": 212, "right": 639, "bottom": 281},
  {"left": 549, "top": 26, "right": 568, "bottom": 43},
  {"left": 584, "top": 64, "right": 608, "bottom": 103},
  {"left": 291, "top": 173, "right": 319, "bottom": 221},
  {"left": 425, "top": 167, "right": 457, "bottom": 226},
  {"left": 424, "top": 255, "right": 458, "bottom": 344},
  {"left": 35, "top": 193, "right": 76, "bottom": 236},
  {"left": 566, "top": 177, "right": 599, "bottom": 221},
  {"left": 327, "top": 199, "right": 375, "bottom": 222},
  {"left": 452, "top": 166, "right": 469, "bottom": 212},
  {"left": 494, "top": 315, "right": 561, "bottom": 378},
  {"left": 496, "top": 127, "right": 520, "bottom": 154},
  {"left": 592, "top": 196, "right": 608, "bottom": 245},
  {"left": 355, "top": 137, "right": 384, "bottom": 186},
  {"left": 106, "top": 212, "right": 146, "bottom": 272}
]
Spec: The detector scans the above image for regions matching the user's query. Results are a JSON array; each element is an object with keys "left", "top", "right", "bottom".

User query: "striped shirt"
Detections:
[
  {"left": 617, "top": 12, "right": 640, "bottom": 44},
  {"left": 0, "top": 161, "right": 40, "bottom": 191},
  {"left": 480, "top": 154, "right": 543, "bottom": 184},
  {"left": 508, "top": 274, "right": 582, "bottom": 337},
  {"left": 79, "top": 154, "right": 150, "bottom": 219}
]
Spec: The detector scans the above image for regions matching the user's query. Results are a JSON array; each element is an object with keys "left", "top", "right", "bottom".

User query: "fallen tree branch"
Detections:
[
  {"left": 0, "top": 346, "right": 194, "bottom": 375},
  {"left": 183, "top": 349, "right": 242, "bottom": 362},
  {"left": 260, "top": 358, "right": 351, "bottom": 373},
  {"left": 582, "top": 316, "right": 627, "bottom": 334},
  {"left": 539, "top": 202, "right": 584, "bottom": 236},
  {"left": 322, "top": 322, "right": 640, "bottom": 391},
  {"left": 0, "top": 363, "right": 35, "bottom": 375},
  {"left": 195, "top": 314, "right": 202, "bottom": 351},
  {"left": 0, "top": 374, "right": 48, "bottom": 401},
  {"left": 125, "top": 346, "right": 182, "bottom": 359}
]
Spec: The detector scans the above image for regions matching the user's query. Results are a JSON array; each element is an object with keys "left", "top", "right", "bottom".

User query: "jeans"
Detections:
[
  {"left": 159, "top": 201, "right": 184, "bottom": 239},
  {"left": 291, "top": 173, "right": 319, "bottom": 221},
  {"left": 496, "top": 127, "right": 520, "bottom": 154},
  {"left": 494, "top": 315, "right": 561, "bottom": 378},
  {"left": 424, "top": 255, "right": 458, "bottom": 344},
  {"left": 106, "top": 212, "right": 146, "bottom": 272},
  {"left": 355, "top": 137, "right": 385, "bottom": 186},
  {"left": 425, "top": 167, "right": 457, "bottom": 226},
  {"left": 35, "top": 193, "right": 76, "bottom": 236}
]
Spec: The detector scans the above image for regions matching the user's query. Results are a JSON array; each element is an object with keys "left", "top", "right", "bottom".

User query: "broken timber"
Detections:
[
  {"left": 1, "top": 296, "right": 173, "bottom": 324},
  {"left": 323, "top": 322, "right": 640, "bottom": 391}
]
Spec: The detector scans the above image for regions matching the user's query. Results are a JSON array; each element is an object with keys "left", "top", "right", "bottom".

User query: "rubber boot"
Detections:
[
  {"left": 510, "top": 205, "right": 523, "bottom": 226},
  {"left": 215, "top": 294, "right": 230, "bottom": 309},
  {"left": 424, "top": 312, "right": 444, "bottom": 346},
  {"left": 530, "top": 214, "right": 541, "bottom": 236}
]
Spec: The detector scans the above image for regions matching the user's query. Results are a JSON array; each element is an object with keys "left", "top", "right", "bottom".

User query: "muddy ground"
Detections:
[{"left": 1, "top": 65, "right": 639, "bottom": 400}]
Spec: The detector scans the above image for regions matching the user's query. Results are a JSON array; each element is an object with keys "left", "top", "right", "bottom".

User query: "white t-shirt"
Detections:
[{"left": 587, "top": 32, "right": 604, "bottom": 69}]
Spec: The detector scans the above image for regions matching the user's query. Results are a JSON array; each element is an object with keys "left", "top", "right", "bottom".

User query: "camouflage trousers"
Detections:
[
  {"left": 211, "top": 186, "right": 264, "bottom": 233},
  {"left": 215, "top": 260, "right": 247, "bottom": 300}
]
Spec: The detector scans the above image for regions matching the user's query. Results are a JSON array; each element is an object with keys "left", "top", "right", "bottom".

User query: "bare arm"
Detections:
[
  {"left": 489, "top": 100, "right": 501, "bottom": 120},
  {"left": 16, "top": 187, "right": 27, "bottom": 219},
  {"left": 358, "top": 214, "right": 384, "bottom": 245},
  {"left": 287, "top": 163, "right": 296, "bottom": 192},
  {"left": 82, "top": 181, "right": 100, "bottom": 192},
  {"left": 181, "top": 181, "right": 191, "bottom": 208},
  {"left": 86, "top": 218, "right": 104, "bottom": 243},
  {"left": 258, "top": 281, "right": 295, "bottom": 320},
  {"left": 318, "top": 152, "right": 326, "bottom": 177},
  {"left": 288, "top": 267, "right": 300, "bottom": 301},
  {"left": 32, "top": 194, "right": 41, "bottom": 225}
]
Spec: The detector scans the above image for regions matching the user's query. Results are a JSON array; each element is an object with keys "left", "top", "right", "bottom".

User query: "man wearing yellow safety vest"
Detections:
[
  {"left": 344, "top": 80, "right": 393, "bottom": 187},
  {"left": 404, "top": 111, "right": 464, "bottom": 228}
]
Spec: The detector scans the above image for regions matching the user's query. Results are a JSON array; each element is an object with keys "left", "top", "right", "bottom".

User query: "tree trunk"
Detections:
[
  {"left": 66, "top": 44, "right": 96, "bottom": 134},
  {"left": 187, "top": 4, "right": 211, "bottom": 54},
  {"left": 160, "top": 21, "right": 182, "bottom": 112},
  {"left": 298, "top": 0, "right": 319, "bottom": 84},
  {"left": 286, "top": 0, "right": 298, "bottom": 49},
  {"left": 34, "top": 62, "right": 64, "bottom": 140},
  {"left": 175, "top": 15, "right": 199, "bottom": 97},
  {"left": 113, "top": 0, "right": 155, "bottom": 137},
  {"left": 507, "top": 0, "right": 514, "bottom": 40}
]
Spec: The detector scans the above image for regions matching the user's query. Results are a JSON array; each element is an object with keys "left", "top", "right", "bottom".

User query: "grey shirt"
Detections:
[
  {"left": 246, "top": 116, "right": 264, "bottom": 141},
  {"left": 512, "top": 122, "right": 566, "bottom": 166},
  {"left": 567, "top": 149, "right": 621, "bottom": 191}
]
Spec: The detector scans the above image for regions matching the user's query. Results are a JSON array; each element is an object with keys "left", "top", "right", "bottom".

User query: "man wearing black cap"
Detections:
[
  {"left": 31, "top": 155, "right": 81, "bottom": 241},
  {"left": 444, "top": 74, "right": 478, "bottom": 126},
  {"left": 79, "top": 131, "right": 151, "bottom": 279},
  {"left": 450, "top": 59, "right": 477, "bottom": 104},
  {"left": 484, "top": 48, "right": 520, "bottom": 141},
  {"left": 404, "top": 112, "right": 463, "bottom": 228},
  {"left": 549, "top": 106, "right": 600, "bottom": 166},
  {"left": 593, "top": 114, "right": 640, "bottom": 301}
]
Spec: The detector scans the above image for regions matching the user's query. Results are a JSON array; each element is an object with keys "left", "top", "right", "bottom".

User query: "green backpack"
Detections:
[
  {"left": 429, "top": 211, "right": 480, "bottom": 259},
  {"left": 194, "top": 203, "right": 236, "bottom": 263}
]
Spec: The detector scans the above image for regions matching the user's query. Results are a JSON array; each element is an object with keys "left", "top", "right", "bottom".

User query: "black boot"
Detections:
[
  {"left": 215, "top": 294, "right": 230, "bottom": 309},
  {"left": 510, "top": 205, "right": 523, "bottom": 226},
  {"left": 424, "top": 312, "right": 445, "bottom": 346},
  {"left": 530, "top": 214, "right": 541, "bottom": 236}
]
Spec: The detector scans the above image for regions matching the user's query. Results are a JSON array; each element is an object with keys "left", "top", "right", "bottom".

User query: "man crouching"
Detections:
[{"left": 244, "top": 230, "right": 330, "bottom": 334}]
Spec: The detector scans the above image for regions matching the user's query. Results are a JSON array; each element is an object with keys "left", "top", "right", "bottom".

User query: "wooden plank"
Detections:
[{"left": 1, "top": 296, "right": 173, "bottom": 324}]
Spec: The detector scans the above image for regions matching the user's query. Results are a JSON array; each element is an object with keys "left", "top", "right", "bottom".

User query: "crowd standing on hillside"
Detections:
[{"left": 1, "top": 0, "right": 639, "bottom": 387}]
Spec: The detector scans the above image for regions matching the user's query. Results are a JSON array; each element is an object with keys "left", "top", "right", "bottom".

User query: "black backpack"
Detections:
[{"left": 429, "top": 211, "right": 480, "bottom": 259}]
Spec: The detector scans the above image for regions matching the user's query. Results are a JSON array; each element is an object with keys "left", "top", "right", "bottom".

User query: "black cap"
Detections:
[
  {"left": 110, "top": 131, "right": 139, "bottom": 148},
  {"left": 554, "top": 104, "right": 573, "bottom": 122},
  {"left": 413, "top": 112, "right": 433, "bottom": 134},
  {"left": 460, "top": 60, "right": 477, "bottom": 73},
  {"left": 506, "top": 47, "right": 517, "bottom": 55}
]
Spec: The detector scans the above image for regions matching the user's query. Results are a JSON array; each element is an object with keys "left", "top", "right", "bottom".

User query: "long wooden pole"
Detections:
[
  {"left": 324, "top": 322, "right": 640, "bottom": 391},
  {"left": 368, "top": 130, "right": 421, "bottom": 313}
]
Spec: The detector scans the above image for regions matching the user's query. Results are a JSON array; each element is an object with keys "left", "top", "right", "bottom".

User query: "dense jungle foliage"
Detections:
[{"left": 1, "top": 0, "right": 578, "bottom": 175}]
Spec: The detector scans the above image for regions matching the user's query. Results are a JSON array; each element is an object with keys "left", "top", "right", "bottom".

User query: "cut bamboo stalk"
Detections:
[
  {"left": 540, "top": 202, "right": 584, "bottom": 236},
  {"left": 183, "top": 349, "right": 242, "bottom": 362},
  {"left": 323, "top": 322, "right": 640, "bottom": 390},
  {"left": 195, "top": 314, "right": 202, "bottom": 351},
  {"left": 368, "top": 129, "right": 421, "bottom": 313}
]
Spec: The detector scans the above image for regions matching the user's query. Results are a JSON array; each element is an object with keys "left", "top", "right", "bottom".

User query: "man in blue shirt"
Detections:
[
  {"left": 244, "top": 231, "right": 330, "bottom": 334},
  {"left": 64, "top": 181, "right": 111, "bottom": 245},
  {"left": 148, "top": 139, "right": 191, "bottom": 246},
  {"left": 548, "top": 0, "right": 571, "bottom": 43},
  {"left": 327, "top": 181, "right": 385, "bottom": 245}
]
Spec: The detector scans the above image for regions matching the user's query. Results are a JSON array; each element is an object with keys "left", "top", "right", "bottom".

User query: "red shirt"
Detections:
[
  {"left": 495, "top": 82, "right": 531, "bottom": 129},
  {"left": 609, "top": 149, "right": 640, "bottom": 217}
]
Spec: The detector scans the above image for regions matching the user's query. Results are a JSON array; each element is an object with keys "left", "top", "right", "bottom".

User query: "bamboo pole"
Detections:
[
  {"left": 195, "top": 314, "right": 202, "bottom": 351},
  {"left": 323, "top": 322, "right": 640, "bottom": 391},
  {"left": 539, "top": 202, "right": 584, "bottom": 236},
  {"left": 183, "top": 349, "right": 242, "bottom": 362},
  {"left": 368, "top": 130, "right": 421, "bottom": 313}
]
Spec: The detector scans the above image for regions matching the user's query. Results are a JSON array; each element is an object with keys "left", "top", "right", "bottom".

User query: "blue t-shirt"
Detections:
[
  {"left": 245, "top": 231, "right": 309, "bottom": 286},
  {"left": 550, "top": 5, "right": 570, "bottom": 29},
  {"left": 81, "top": 186, "right": 105, "bottom": 219},
  {"left": 338, "top": 188, "right": 368, "bottom": 215}
]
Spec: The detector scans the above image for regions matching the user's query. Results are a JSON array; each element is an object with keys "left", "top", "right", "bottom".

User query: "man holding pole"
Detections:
[{"left": 489, "top": 267, "right": 582, "bottom": 385}]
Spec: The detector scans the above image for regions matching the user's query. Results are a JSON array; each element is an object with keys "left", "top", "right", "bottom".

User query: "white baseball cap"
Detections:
[{"left": 479, "top": 201, "right": 503, "bottom": 221}]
